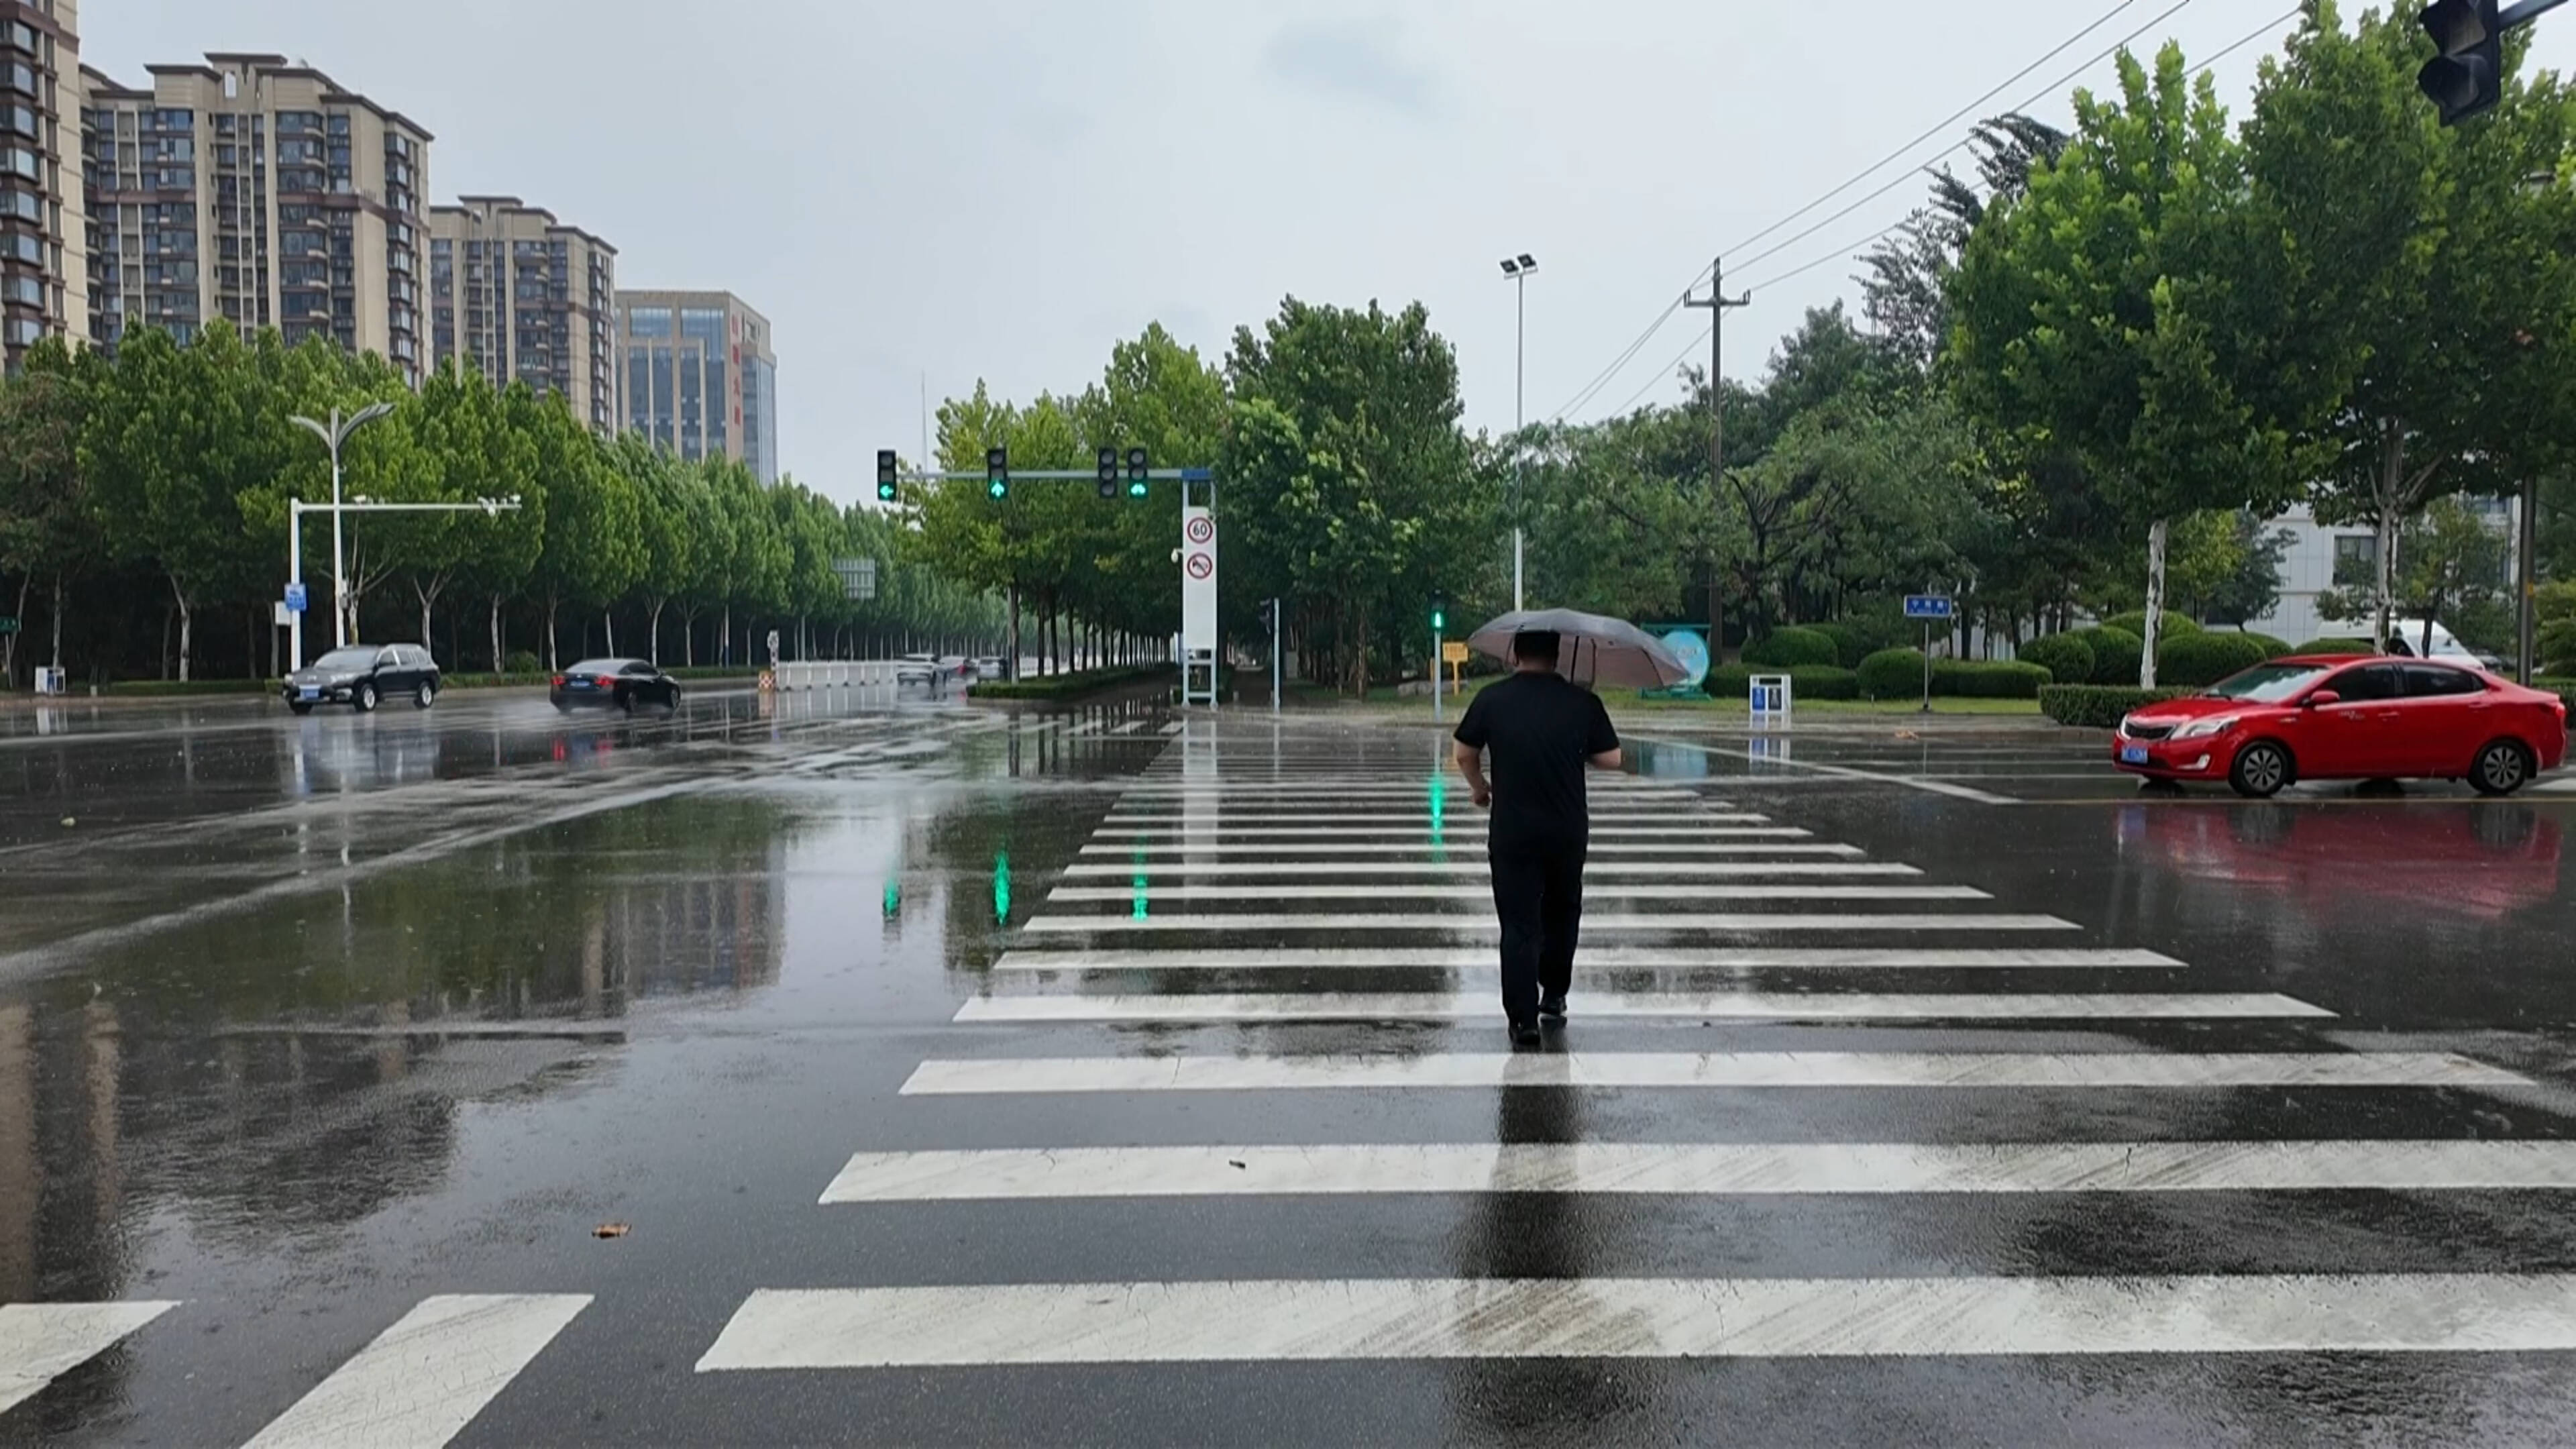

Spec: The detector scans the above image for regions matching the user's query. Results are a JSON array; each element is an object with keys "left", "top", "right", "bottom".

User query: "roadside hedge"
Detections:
[
  {"left": 1810, "top": 622, "right": 1871, "bottom": 668},
  {"left": 99, "top": 678, "right": 275, "bottom": 697},
  {"left": 1788, "top": 664, "right": 1860, "bottom": 700},
  {"left": 1857, "top": 647, "right": 1928, "bottom": 700},
  {"left": 2155, "top": 631, "right": 2276, "bottom": 688},
  {"left": 970, "top": 665, "right": 1167, "bottom": 701},
  {"left": 2073, "top": 626, "right": 2144, "bottom": 685},
  {"left": 2102, "top": 610, "right": 2202, "bottom": 641},
  {"left": 2016, "top": 633, "right": 2093, "bottom": 688},
  {"left": 1741, "top": 627, "right": 1840, "bottom": 669},
  {"left": 1705, "top": 663, "right": 1757, "bottom": 700},
  {"left": 2302, "top": 637, "right": 2375, "bottom": 655},
  {"left": 2040, "top": 684, "right": 2194, "bottom": 729},
  {"left": 1937, "top": 659, "right": 2053, "bottom": 698}
]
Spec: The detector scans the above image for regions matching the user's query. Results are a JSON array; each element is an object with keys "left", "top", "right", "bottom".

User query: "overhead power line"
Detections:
[
  {"left": 1733, "top": 5, "right": 2304, "bottom": 297},
  {"left": 1544, "top": 0, "right": 2188, "bottom": 425},
  {"left": 1722, "top": 0, "right": 2153, "bottom": 260}
]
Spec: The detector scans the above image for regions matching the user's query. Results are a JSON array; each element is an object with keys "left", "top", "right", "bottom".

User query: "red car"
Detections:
[{"left": 2112, "top": 655, "right": 2568, "bottom": 798}]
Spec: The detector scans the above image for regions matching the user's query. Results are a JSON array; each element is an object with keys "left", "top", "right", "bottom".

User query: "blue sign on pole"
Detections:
[
  {"left": 283, "top": 582, "right": 309, "bottom": 613},
  {"left": 1903, "top": 594, "right": 1955, "bottom": 620}
]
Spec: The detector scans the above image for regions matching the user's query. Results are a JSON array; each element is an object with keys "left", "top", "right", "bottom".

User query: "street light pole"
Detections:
[
  {"left": 285, "top": 494, "right": 521, "bottom": 670},
  {"left": 290, "top": 401, "right": 396, "bottom": 650},
  {"left": 1500, "top": 254, "right": 1537, "bottom": 611}
]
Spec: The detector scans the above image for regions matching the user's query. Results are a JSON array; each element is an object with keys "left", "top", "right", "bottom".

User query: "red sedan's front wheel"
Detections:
[{"left": 2228, "top": 741, "right": 2292, "bottom": 799}]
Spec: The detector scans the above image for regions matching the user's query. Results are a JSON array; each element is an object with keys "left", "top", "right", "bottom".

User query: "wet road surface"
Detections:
[{"left": 5, "top": 693, "right": 2576, "bottom": 1444}]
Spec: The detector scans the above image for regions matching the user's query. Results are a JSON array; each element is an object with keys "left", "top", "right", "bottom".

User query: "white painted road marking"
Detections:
[
  {"left": 1105, "top": 810, "right": 1769, "bottom": 824},
  {"left": 952, "top": 989, "right": 2330, "bottom": 1024},
  {"left": 1084, "top": 838, "right": 1829, "bottom": 853},
  {"left": 1058, "top": 859, "right": 1902, "bottom": 877},
  {"left": 0, "top": 1301, "right": 178, "bottom": 1415},
  {"left": 698, "top": 1274, "right": 2576, "bottom": 1366},
  {"left": 1091, "top": 826, "right": 1807, "bottom": 839},
  {"left": 822, "top": 1137, "right": 2576, "bottom": 1203},
  {"left": 990, "top": 946, "right": 2182, "bottom": 973},
  {"left": 1021, "top": 912, "right": 2076, "bottom": 935},
  {"left": 1118, "top": 786, "right": 1708, "bottom": 800},
  {"left": 242, "top": 1294, "right": 592, "bottom": 1449},
  {"left": 899, "top": 1050, "right": 2522, "bottom": 1095},
  {"left": 1042, "top": 884, "right": 1990, "bottom": 904}
]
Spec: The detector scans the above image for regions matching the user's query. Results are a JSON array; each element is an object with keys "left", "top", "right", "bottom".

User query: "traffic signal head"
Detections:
[
  {"left": 1126, "top": 448, "right": 1150, "bottom": 498},
  {"left": 2420, "top": 0, "right": 2504, "bottom": 126},
  {"left": 1097, "top": 447, "right": 1118, "bottom": 499},
  {"left": 1430, "top": 600, "right": 1447, "bottom": 632},
  {"left": 875, "top": 449, "right": 898, "bottom": 503},
  {"left": 986, "top": 447, "right": 1008, "bottom": 500}
]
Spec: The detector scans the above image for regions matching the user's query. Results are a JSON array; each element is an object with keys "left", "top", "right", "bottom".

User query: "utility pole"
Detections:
[
  {"left": 1684, "top": 258, "right": 1750, "bottom": 652},
  {"left": 1499, "top": 254, "right": 1538, "bottom": 611}
]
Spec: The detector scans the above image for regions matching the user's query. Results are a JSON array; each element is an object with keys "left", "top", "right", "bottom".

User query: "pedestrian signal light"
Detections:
[
  {"left": 1431, "top": 601, "right": 1447, "bottom": 632},
  {"left": 875, "top": 449, "right": 898, "bottom": 502},
  {"left": 986, "top": 447, "right": 1009, "bottom": 500}
]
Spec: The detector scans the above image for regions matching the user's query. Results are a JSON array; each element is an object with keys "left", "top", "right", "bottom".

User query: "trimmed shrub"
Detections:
[
  {"left": 2102, "top": 610, "right": 2202, "bottom": 641},
  {"left": 2302, "top": 636, "right": 2376, "bottom": 655},
  {"left": 1935, "top": 659, "right": 2053, "bottom": 699},
  {"left": 1741, "top": 627, "right": 1840, "bottom": 669},
  {"left": 2156, "top": 630, "right": 2275, "bottom": 688},
  {"left": 101, "top": 678, "right": 275, "bottom": 697},
  {"left": 1810, "top": 622, "right": 1870, "bottom": 668},
  {"left": 970, "top": 665, "right": 1165, "bottom": 701},
  {"left": 2073, "top": 627, "right": 2144, "bottom": 686},
  {"left": 504, "top": 649, "right": 541, "bottom": 674},
  {"left": 1704, "top": 663, "right": 1758, "bottom": 700},
  {"left": 1857, "top": 647, "right": 1928, "bottom": 701},
  {"left": 2236, "top": 631, "right": 2292, "bottom": 659},
  {"left": 1787, "top": 665, "right": 1859, "bottom": 700},
  {"left": 2039, "top": 684, "right": 2195, "bottom": 729},
  {"left": 2015, "top": 633, "right": 2094, "bottom": 687}
]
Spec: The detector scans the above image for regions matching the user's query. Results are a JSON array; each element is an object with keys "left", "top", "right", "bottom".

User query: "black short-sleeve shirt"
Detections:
[{"left": 1453, "top": 672, "right": 1621, "bottom": 853}]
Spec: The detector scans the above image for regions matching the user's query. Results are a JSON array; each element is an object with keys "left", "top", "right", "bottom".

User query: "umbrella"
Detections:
[{"left": 1466, "top": 608, "right": 1692, "bottom": 690}]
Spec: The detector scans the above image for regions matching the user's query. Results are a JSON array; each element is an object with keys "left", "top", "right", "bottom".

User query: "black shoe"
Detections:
[
  {"left": 1509, "top": 1020, "right": 1543, "bottom": 1048},
  {"left": 1538, "top": 995, "right": 1568, "bottom": 1026}
]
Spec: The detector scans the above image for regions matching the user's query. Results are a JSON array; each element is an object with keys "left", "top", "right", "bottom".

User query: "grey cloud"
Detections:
[{"left": 1263, "top": 20, "right": 1436, "bottom": 117}]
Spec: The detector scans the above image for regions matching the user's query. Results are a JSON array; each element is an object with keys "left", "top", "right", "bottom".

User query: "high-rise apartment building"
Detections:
[
  {"left": 79, "top": 53, "right": 429, "bottom": 380},
  {"left": 428, "top": 196, "right": 617, "bottom": 431},
  {"left": 616, "top": 288, "right": 777, "bottom": 483},
  {"left": 0, "top": 0, "right": 87, "bottom": 371}
]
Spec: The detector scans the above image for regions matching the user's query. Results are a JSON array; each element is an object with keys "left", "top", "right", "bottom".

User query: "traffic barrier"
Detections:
[{"left": 771, "top": 660, "right": 902, "bottom": 702}]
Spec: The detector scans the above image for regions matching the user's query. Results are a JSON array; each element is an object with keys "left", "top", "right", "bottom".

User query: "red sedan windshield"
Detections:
[{"left": 2202, "top": 663, "right": 2334, "bottom": 703}]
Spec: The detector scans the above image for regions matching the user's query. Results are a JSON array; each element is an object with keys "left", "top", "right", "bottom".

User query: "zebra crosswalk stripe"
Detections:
[
  {"left": 698, "top": 1275, "right": 2576, "bottom": 1366},
  {"left": 1020, "top": 912, "right": 2075, "bottom": 934},
  {"left": 242, "top": 1295, "right": 591, "bottom": 1449},
  {"left": 0, "top": 1301, "right": 178, "bottom": 1415},
  {"left": 820, "top": 1138, "right": 2571, "bottom": 1202},
  {"left": 898, "top": 1050, "right": 2523, "bottom": 1095},
  {"left": 951, "top": 989, "right": 2329, "bottom": 1023},
  {"left": 987, "top": 946, "right": 2183, "bottom": 973},
  {"left": 1040, "top": 884, "right": 1988, "bottom": 904}
]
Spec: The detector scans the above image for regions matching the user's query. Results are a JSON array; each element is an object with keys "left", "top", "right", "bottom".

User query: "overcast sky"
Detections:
[{"left": 81, "top": 1, "right": 2576, "bottom": 503}]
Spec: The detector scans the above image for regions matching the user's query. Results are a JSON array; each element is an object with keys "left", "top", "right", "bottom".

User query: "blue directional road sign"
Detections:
[
  {"left": 1904, "top": 594, "right": 1955, "bottom": 621},
  {"left": 284, "top": 582, "right": 309, "bottom": 613}
]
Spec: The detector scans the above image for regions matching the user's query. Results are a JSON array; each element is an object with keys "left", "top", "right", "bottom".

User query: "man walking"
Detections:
[{"left": 1452, "top": 630, "right": 1624, "bottom": 1046}]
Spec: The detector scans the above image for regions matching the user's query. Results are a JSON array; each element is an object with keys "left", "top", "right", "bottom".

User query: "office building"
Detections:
[
  {"left": 80, "top": 52, "right": 430, "bottom": 380},
  {"left": 428, "top": 196, "right": 617, "bottom": 431},
  {"left": 616, "top": 288, "right": 777, "bottom": 483},
  {"left": 0, "top": 0, "right": 87, "bottom": 370}
]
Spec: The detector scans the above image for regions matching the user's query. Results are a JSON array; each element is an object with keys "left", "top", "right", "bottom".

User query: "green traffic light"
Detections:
[
  {"left": 1432, "top": 610, "right": 1446, "bottom": 631},
  {"left": 877, "top": 482, "right": 898, "bottom": 502},
  {"left": 987, "top": 480, "right": 1008, "bottom": 500},
  {"left": 1126, "top": 480, "right": 1148, "bottom": 499}
]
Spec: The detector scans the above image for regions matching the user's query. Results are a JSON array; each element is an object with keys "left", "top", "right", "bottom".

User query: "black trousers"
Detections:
[{"left": 1489, "top": 842, "right": 1587, "bottom": 1024}]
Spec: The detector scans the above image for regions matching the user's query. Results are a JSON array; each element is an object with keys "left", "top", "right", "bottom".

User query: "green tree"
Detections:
[
  {"left": 402, "top": 364, "right": 533, "bottom": 657},
  {"left": 0, "top": 339, "right": 103, "bottom": 684},
  {"left": 1951, "top": 44, "right": 2318, "bottom": 686},
  {"left": 2241, "top": 3, "right": 2576, "bottom": 649},
  {"left": 515, "top": 386, "right": 639, "bottom": 667},
  {"left": 610, "top": 435, "right": 700, "bottom": 664}
]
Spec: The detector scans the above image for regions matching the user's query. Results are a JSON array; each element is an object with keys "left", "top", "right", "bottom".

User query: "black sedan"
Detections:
[
  {"left": 551, "top": 658, "right": 683, "bottom": 714},
  {"left": 283, "top": 643, "right": 441, "bottom": 714}
]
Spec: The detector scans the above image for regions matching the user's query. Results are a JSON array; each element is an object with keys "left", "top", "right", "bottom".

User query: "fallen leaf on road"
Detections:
[
  {"left": 1228, "top": 1161, "right": 1247, "bottom": 1170},
  {"left": 593, "top": 1222, "right": 630, "bottom": 1238},
  {"left": 60, "top": 817, "right": 75, "bottom": 827},
  {"left": 1892, "top": 731, "right": 1919, "bottom": 741}
]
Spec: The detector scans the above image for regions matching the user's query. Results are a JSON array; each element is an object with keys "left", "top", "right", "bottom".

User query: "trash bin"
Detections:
[{"left": 32, "top": 666, "right": 64, "bottom": 696}]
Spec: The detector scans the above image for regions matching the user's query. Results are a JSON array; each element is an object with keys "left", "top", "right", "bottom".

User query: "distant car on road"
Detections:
[
  {"left": 973, "top": 656, "right": 1006, "bottom": 681},
  {"left": 284, "top": 644, "right": 439, "bottom": 714},
  {"left": 2114, "top": 655, "right": 2567, "bottom": 798},
  {"left": 550, "top": 657, "right": 682, "bottom": 714}
]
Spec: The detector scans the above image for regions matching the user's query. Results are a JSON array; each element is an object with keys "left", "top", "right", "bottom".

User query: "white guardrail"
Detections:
[{"left": 767, "top": 660, "right": 902, "bottom": 702}]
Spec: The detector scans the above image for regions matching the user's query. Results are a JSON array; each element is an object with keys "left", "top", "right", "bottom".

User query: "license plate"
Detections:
[
  {"left": 299, "top": 687, "right": 320, "bottom": 700},
  {"left": 2119, "top": 745, "right": 2151, "bottom": 765}
]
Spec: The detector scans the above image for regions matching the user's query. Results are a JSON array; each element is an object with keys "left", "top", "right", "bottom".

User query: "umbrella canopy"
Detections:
[{"left": 1466, "top": 608, "right": 1692, "bottom": 690}]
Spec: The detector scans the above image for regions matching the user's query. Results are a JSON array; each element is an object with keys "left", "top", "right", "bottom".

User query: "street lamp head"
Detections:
[
  {"left": 351, "top": 400, "right": 397, "bottom": 429},
  {"left": 352, "top": 494, "right": 374, "bottom": 504},
  {"left": 1517, "top": 254, "right": 1538, "bottom": 271},
  {"left": 1499, "top": 258, "right": 1519, "bottom": 276}
]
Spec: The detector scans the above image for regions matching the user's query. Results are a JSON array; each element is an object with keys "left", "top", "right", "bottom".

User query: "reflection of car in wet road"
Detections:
[
  {"left": 549, "top": 657, "right": 683, "bottom": 714},
  {"left": 2131, "top": 799, "right": 2563, "bottom": 920},
  {"left": 2115, "top": 656, "right": 2568, "bottom": 798},
  {"left": 282, "top": 643, "right": 441, "bottom": 714}
]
